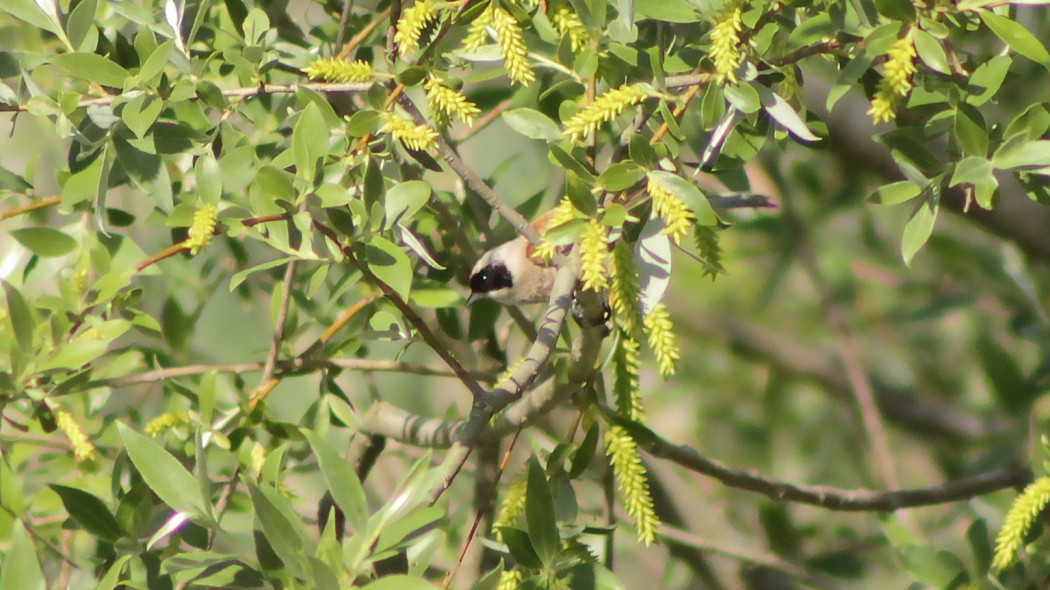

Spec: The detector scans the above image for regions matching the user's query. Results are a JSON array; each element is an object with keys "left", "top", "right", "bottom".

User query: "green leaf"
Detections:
[
  {"left": 61, "top": 149, "right": 108, "bottom": 208},
  {"left": 114, "top": 138, "right": 172, "bottom": 211},
  {"left": 345, "top": 110, "right": 381, "bottom": 137},
  {"left": 293, "top": 102, "right": 329, "bottom": 181},
  {"left": 10, "top": 227, "right": 77, "bottom": 258},
  {"left": 361, "top": 575, "right": 440, "bottom": 590},
  {"left": 980, "top": 10, "right": 1050, "bottom": 67},
  {"left": 873, "top": 0, "right": 915, "bottom": 21},
  {"left": 0, "top": 521, "right": 44, "bottom": 590},
  {"left": 724, "top": 83, "right": 761, "bottom": 114},
  {"left": 117, "top": 423, "right": 209, "bottom": 518},
  {"left": 549, "top": 144, "right": 597, "bottom": 182},
  {"left": 566, "top": 170, "right": 598, "bottom": 216},
  {"left": 244, "top": 478, "right": 309, "bottom": 577},
  {"left": 51, "top": 53, "right": 130, "bottom": 88},
  {"left": 120, "top": 94, "right": 163, "bottom": 139},
  {"left": 756, "top": 85, "right": 820, "bottom": 142},
  {"left": 901, "top": 192, "right": 939, "bottom": 267},
  {"left": 38, "top": 337, "right": 108, "bottom": 371},
  {"left": 136, "top": 40, "right": 173, "bottom": 86},
  {"left": 364, "top": 236, "right": 413, "bottom": 300},
  {"left": 949, "top": 156, "right": 997, "bottom": 209},
  {"left": 94, "top": 555, "right": 132, "bottom": 590},
  {"left": 0, "top": 452, "right": 23, "bottom": 514},
  {"left": 598, "top": 162, "right": 645, "bottom": 192},
  {"left": 954, "top": 104, "right": 988, "bottom": 157},
  {"left": 67, "top": 0, "right": 98, "bottom": 50},
  {"left": 3, "top": 280, "right": 35, "bottom": 353},
  {"left": 498, "top": 526, "right": 544, "bottom": 569},
  {"left": 913, "top": 29, "right": 950, "bottom": 75},
  {"left": 49, "top": 485, "right": 124, "bottom": 542},
  {"left": 0, "top": 0, "right": 60, "bottom": 33},
  {"left": 570, "top": 424, "right": 599, "bottom": 479},
  {"left": 967, "top": 55, "right": 1011, "bottom": 106},
  {"left": 526, "top": 458, "right": 559, "bottom": 565},
  {"left": 869, "top": 180, "right": 922, "bottom": 205},
  {"left": 633, "top": 0, "right": 699, "bottom": 23},
  {"left": 384, "top": 180, "right": 432, "bottom": 229},
  {"left": 502, "top": 108, "right": 562, "bottom": 141},
  {"left": 301, "top": 429, "right": 369, "bottom": 533},
  {"left": 967, "top": 519, "right": 993, "bottom": 575},
  {"left": 194, "top": 152, "right": 222, "bottom": 204},
  {"left": 992, "top": 139, "right": 1050, "bottom": 169},
  {"left": 375, "top": 505, "right": 444, "bottom": 553}
]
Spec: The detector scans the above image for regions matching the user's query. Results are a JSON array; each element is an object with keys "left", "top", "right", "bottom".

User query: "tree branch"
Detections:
[
  {"left": 633, "top": 412, "right": 1030, "bottom": 511},
  {"left": 0, "top": 82, "right": 373, "bottom": 114},
  {"left": 396, "top": 93, "right": 542, "bottom": 247},
  {"left": 313, "top": 219, "right": 487, "bottom": 399}
]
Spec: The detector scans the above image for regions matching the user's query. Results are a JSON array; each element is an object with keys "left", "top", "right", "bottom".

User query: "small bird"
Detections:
[{"left": 467, "top": 210, "right": 562, "bottom": 306}]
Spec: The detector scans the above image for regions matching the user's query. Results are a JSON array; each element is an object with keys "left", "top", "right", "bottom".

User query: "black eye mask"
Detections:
[{"left": 470, "top": 263, "right": 513, "bottom": 294}]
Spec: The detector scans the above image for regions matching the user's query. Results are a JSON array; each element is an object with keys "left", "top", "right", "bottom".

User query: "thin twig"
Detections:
[
  {"left": 442, "top": 424, "right": 524, "bottom": 590},
  {"left": 92, "top": 358, "right": 483, "bottom": 389},
  {"left": 314, "top": 219, "right": 487, "bottom": 399},
  {"left": 0, "top": 195, "right": 60, "bottom": 221},
  {"left": 631, "top": 411, "right": 1031, "bottom": 512},
  {"left": 0, "top": 82, "right": 373, "bottom": 114},
  {"left": 260, "top": 259, "right": 298, "bottom": 383},
  {"left": 397, "top": 94, "right": 541, "bottom": 247},
  {"left": 248, "top": 294, "right": 380, "bottom": 409}
]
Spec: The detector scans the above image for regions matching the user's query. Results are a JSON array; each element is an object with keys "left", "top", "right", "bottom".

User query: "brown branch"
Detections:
[
  {"left": 93, "top": 358, "right": 479, "bottom": 389},
  {"left": 313, "top": 219, "right": 487, "bottom": 399},
  {"left": 396, "top": 94, "right": 541, "bottom": 247},
  {"left": 633, "top": 412, "right": 1031, "bottom": 511},
  {"left": 248, "top": 293, "right": 380, "bottom": 409},
  {"left": 0, "top": 196, "right": 60, "bottom": 221},
  {"left": 0, "top": 82, "right": 373, "bottom": 114},
  {"left": 356, "top": 275, "right": 607, "bottom": 448}
]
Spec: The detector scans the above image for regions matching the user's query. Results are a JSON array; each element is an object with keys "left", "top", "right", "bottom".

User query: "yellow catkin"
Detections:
[
  {"left": 462, "top": 3, "right": 494, "bottom": 51},
  {"left": 491, "top": 6, "right": 535, "bottom": 86},
  {"left": 186, "top": 203, "right": 218, "bottom": 255},
  {"left": 425, "top": 78, "right": 481, "bottom": 126},
  {"left": 644, "top": 303, "right": 679, "bottom": 378},
  {"left": 144, "top": 412, "right": 190, "bottom": 436},
  {"left": 710, "top": 1, "right": 744, "bottom": 83},
  {"left": 563, "top": 85, "right": 650, "bottom": 143},
  {"left": 605, "top": 426, "right": 660, "bottom": 545},
  {"left": 379, "top": 112, "right": 439, "bottom": 151},
  {"left": 394, "top": 0, "right": 439, "bottom": 56},
  {"left": 496, "top": 569, "right": 524, "bottom": 590},
  {"left": 609, "top": 241, "right": 643, "bottom": 337},
  {"left": 53, "top": 405, "right": 96, "bottom": 461},
  {"left": 551, "top": 6, "right": 588, "bottom": 53},
  {"left": 301, "top": 58, "right": 374, "bottom": 83},
  {"left": 868, "top": 32, "right": 917, "bottom": 123},
  {"left": 579, "top": 219, "right": 610, "bottom": 291},
  {"left": 646, "top": 174, "right": 695, "bottom": 244},
  {"left": 993, "top": 476, "right": 1050, "bottom": 571},
  {"left": 492, "top": 474, "right": 529, "bottom": 542}
]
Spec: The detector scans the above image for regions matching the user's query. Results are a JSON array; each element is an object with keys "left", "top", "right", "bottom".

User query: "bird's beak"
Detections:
[{"left": 466, "top": 292, "right": 480, "bottom": 306}]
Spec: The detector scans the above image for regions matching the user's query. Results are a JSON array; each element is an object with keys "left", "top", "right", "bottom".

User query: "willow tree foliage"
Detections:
[{"left": 1, "top": 0, "right": 1049, "bottom": 587}]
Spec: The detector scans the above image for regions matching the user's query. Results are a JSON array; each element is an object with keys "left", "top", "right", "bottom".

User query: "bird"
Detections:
[{"left": 467, "top": 209, "right": 563, "bottom": 306}]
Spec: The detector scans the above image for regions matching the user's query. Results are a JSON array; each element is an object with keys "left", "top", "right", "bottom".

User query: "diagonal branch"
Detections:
[
  {"left": 631, "top": 410, "right": 1030, "bottom": 512},
  {"left": 313, "top": 219, "right": 487, "bottom": 399}
]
